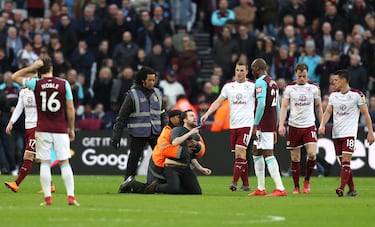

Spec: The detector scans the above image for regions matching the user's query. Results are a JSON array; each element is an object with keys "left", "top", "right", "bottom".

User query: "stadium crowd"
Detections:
[{"left": 0, "top": 0, "right": 375, "bottom": 175}]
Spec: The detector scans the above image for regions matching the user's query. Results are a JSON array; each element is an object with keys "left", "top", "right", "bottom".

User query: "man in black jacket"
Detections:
[{"left": 111, "top": 66, "right": 163, "bottom": 190}]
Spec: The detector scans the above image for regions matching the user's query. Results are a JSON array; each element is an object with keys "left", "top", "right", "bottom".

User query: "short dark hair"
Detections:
[
  {"left": 38, "top": 56, "right": 53, "bottom": 75},
  {"left": 180, "top": 109, "right": 193, "bottom": 121},
  {"left": 236, "top": 60, "right": 248, "bottom": 69},
  {"left": 295, "top": 62, "right": 308, "bottom": 72},
  {"left": 134, "top": 66, "right": 156, "bottom": 85},
  {"left": 334, "top": 69, "right": 350, "bottom": 83}
]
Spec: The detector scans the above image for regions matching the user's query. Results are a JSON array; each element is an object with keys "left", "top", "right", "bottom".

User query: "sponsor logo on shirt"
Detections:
[{"left": 256, "top": 86, "right": 262, "bottom": 94}]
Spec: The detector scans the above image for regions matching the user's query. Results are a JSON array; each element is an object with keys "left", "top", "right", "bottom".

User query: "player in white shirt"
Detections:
[
  {"left": 318, "top": 69, "right": 374, "bottom": 197},
  {"left": 279, "top": 63, "right": 323, "bottom": 195},
  {"left": 201, "top": 61, "right": 255, "bottom": 191}
]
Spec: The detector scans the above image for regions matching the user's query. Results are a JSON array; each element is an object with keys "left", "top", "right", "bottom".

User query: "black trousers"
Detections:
[
  {"left": 125, "top": 135, "right": 157, "bottom": 179},
  {"left": 156, "top": 166, "right": 202, "bottom": 194}
]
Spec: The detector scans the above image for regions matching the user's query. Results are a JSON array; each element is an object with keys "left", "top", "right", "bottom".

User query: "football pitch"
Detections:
[{"left": 1, "top": 175, "right": 374, "bottom": 226}]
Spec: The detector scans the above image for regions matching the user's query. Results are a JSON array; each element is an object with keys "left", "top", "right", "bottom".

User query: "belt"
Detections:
[{"left": 165, "top": 163, "right": 188, "bottom": 168}]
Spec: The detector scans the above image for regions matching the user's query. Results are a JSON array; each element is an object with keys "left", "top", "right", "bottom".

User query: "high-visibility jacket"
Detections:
[{"left": 211, "top": 99, "right": 230, "bottom": 132}]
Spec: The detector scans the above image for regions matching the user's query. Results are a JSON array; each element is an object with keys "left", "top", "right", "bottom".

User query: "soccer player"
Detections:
[
  {"left": 12, "top": 57, "right": 79, "bottom": 206},
  {"left": 4, "top": 71, "right": 55, "bottom": 193},
  {"left": 201, "top": 61, "right": 255, "bottom": 191},
  {"left": 318, "top": 69, "right": 374, "bottom": 197},
  {"left": 278, "top": 63, "right": 323, "bottom": 194},
  {"left": 249, "top": 58, "right": 286, "bottom": 197}
]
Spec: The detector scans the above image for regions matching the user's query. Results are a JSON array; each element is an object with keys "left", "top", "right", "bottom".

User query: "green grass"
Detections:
[{"left": 1, "top": 175, "right": 374, "bottom": 226}]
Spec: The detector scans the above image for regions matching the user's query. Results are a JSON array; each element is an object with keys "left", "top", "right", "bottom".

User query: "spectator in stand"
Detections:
[
  {"left": 263, "top": 36, "right": 277, "bottom": 67},
  {"left": 270, "top": 45, "right": 295, "bottom": 83},
  {"left": 26, "top": 0, "right": 45, "bottom": 18},
  {"left": 297, "top": 40, "right": 322, "bottom": 85},
  {"left": 17, "top": 41, "right": 38, "bottom": 67},
  {"left": 278, "top": 25, "right": 305, "bottom": 49},
  {"left": 76, "top": 4, "right": 103, "bottom": 57},
  {"left": 136, "top": 10, "right": 155, "bottom": 55},
  {"left": 279, "top": 0, "right": 305, "bottom": 24},
  {"left": 66, "top": 69, "right": 84, "bottom": 109},
  {"left": 315, "top": 22, "right": 334, "bottom": 55},
  {"left": 112, "top": 31, "right": 139, "bottom": 73},
  {"left": 210, "top": 74, "right": 221, "bottom": 96},
  {"left": 0, "top": 47, "right": 12, "bottom": 75},
  {"left": 52, "top": 50, "right": 71, "bottom": 78},
  {"left": 0, "top": 17, "right": 8, "bottom": 47},
  {"left": 120, "top": 0, "right": 138, "bottom": 33},
  {"left": 76, "top": 73, "right": 94, "bottom": 108},
  {"left": 236, "top": 24, "right": 257, "bottom": 63},
  {"left": 210, "top": 99, "right": 230, "bottom": 132},
  {"left": 254, "top": 0, "right": 278, "bottom": 37},
  {"left": 94, "top": 0, "right": 108, "bottom": 19},
  {"left": 144, "top": 43, "right": 167, "bottom": 77},
  {"left": 152, "top": 6, "right": 173, "bottom": 45},
  {"left": 111, "top": 66, "right": 134, "bottom": 105},
  {"left": 348, "top": 53, "right": 368, "bottom": 93},
  {"left": 46, "top": 33, "right": 62, "bottom": 57},
  {"left": 93, "top": 67, "right": 113, "bottom": 112},
  {"left": 332, "top": 30, "right": 350, "bottom": 58},
  {"left": 172, "top": 26, "right": 192, "bottom": 53},
  {"left": 0, "top": 1, "right": 15, "bottom": 21},
  {"left": 133, "top": 48, "right": 147, "bottom": 71},
  {"left": 49, "top": 2, "right": 61, "bottom": 27},
  {"left": 295, "top": 14, "right": 310, "bottom": 41},
  {"left": 76, "top": 103, "right": 102, "bottom": 130},
  {"left": 19, "top": 19, "right": 34, "bottom": 45},
  {"left": 347, "top": 0, "right": 372, "bottom": 29},
  {"left": 177, "top": 40, "right": 201, "bottom": 100},
  {"left": 107, "top": 9, "right": 132, "bottom": 53},
  {"left": 39, "top": 18, "right": 57, "bottom": 46},
  {"left": 211, "top": 0, "right": 235, "bottom": 38},
  {"left": 32, "top": 33, "right": 44, "bottom": 56},
  {"left": 173, "top": 94, "right": 198, "bottom": 117},
  {"left": 158, "top": 68, "right": 185, "bottom": 110},
  {"left": 233, "top": 0, "right": 256, "bottom": 33},
  {"left": 6, "top": 26, "right": 23, "bottom": 72},
  {"left": 170, "top": 0, "right": 193, "bottom": 31},
  {"left": 316, "top": 51, "right": 339, "bottom": 96},
  {"left": 200, "top": 80, "right": 217, "bottom": 104},
  {"left": 162, "top": 36, "right": 178, "bottom": 69},
  {"left": 212, "top": 26, "right": 239, "bottom": 82},
  {"left": 70, "top": 39, "right": 95, "bottom": 86},
  {"left": 320, "top": 1, "right": 348, "bottom": 36},
  {"left": 57, "top": 14, "right": 77, "bottom": 60}
]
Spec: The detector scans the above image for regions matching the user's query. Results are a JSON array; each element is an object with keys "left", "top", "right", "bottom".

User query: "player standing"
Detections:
[
  {"left": 318, "top": 69, "right": 374, "bottom": 197},
  {"left": 249, "top": 58, "right": 286, "bottom": 197},
  {"left": 201, "top": 61, "right": 255, "bottom": 191},
  {"left": 12, "top": 57, "right": 79, "bottom": 206},
  {"left": 278, "top": 63, "right": 323, "bottom": 194}
]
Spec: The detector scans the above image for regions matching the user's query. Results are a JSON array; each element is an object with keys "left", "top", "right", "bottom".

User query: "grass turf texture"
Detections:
[{"left": 1, "top": 175, "right": 374, "bottom": 226}]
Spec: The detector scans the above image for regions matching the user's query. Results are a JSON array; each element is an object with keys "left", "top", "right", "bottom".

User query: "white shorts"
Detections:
[
  {"left": 253, "top": 131, "right": 274, "bottom": 150},
  {"left": 35, "top": 132, "right": 71, "bottom": 161}
]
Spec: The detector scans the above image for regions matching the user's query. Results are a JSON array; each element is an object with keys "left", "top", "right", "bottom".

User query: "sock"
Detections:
[
  {"left": 291, "top": 161, "right": 300, "bottom": 188},
  {"left": 40, "top": 163, "right": 52, "bottom": 197},
  {"left": 232, "top": 158, "right": 245, "bottom": 185},
  {"left": 265, "top": 156, "right": 285, "bottom": 191},
  {"left": 61, "top": 163, "right": 75, "bottom": 196},
  {"left": 339, "top": 161, "right": 351, "bottom": 190},
  {"left": 253, "top": 155, "right": 265, "bottom": 190},
  {"left": 15, "top": 159, "right": 33, "bottom": 185},
  {"left": 347, "top": 170, "right": 355, "bottom": 191},
  {"left": 305, "top": 159, "right": 317, "bottom": 181},
  {"left": 240, "top": 160, "right": 249, "bottom": 187}
]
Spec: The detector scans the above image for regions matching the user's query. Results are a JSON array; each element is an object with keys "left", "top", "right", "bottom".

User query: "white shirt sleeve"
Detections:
[{"left": 9, "top": 91, "right": 24, "bottom": 124}]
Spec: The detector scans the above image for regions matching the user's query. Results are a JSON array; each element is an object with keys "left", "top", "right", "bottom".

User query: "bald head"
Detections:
[{"left": 251, "top": 58, "right": 267, "bottom": 79}]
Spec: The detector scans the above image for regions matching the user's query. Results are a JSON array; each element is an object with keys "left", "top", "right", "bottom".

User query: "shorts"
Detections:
[
  {"left": 229, "top": 127, "right": 252, "bottom": 151},
  {"left": 35, "top": 132, "right": 71, "bottom": 161},
  {"left": 25, "top": 128, "right": 36, "bottom": 153},
  {"left": 253, "top": 131, "right": 274, "bottom": 150},
  {"left": 286, "top": 125, "right": 317, "bottom": 149},
  {"left": 333, "top": 137, "right": 355, "bottom": 156}
]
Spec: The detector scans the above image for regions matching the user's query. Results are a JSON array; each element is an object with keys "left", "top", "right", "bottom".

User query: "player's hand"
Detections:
[
  {"left": 200, "top": 167, "right": 212, "bottom": 175},
  {"left": 33, "top": 59, "right": 44, "bottom": 69},
  {"left": 5, "top": 122, "right": 13, "bottom": 135},
  {"left": 111, "top": 138, "right": 120, "bottom": 149},
  {"left": 318, "top": 126, "right": 325, "bottom": 136},
  {"left": 68, "top": 129, "right": 75, "bottom": 141},
  {"left": 200, "top": 114, "right": 208, "bottom": 125},
  {"left": 278, "top": 125, "right": 286, "bottom": 137},
  {"left": 251, "top": 125, "right": 258, "bottom": 140},
  {"left": 190, "top": 127, "right": 200, "bottom": 136},
  {"left": 367, "top": 132, "right": 375, "bottom": 145},
  {"left": 187, "top": 139, "right": 197, "bottom": 148}
]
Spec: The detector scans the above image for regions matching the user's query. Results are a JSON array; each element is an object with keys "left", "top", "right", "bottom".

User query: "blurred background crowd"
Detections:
[{"left": 1, "top": 0, "right": 375, "bottom": 174}]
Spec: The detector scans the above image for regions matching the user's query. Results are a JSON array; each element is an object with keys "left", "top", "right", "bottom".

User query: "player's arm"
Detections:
[
  {"left": 318, "top": 105, "right": 333, "bottom": 136},
  {"left": 191, "top": 158, "right": 212, "bottom": 175},
  {"left": 254, "top": 80, "right": 267, "bottom": 127},
  {"left": 65, "top": 81, "right": 75, "bottom": 141},
  {"left": 171, "top": 127, "right": 200, "bottom": 146},
  {"left": 192, "top": 134, "right": 206, "bottom": 159},
  {"left": 11, "top": 60, "right": 43, "bottom": 86},
  {"left": 314, "top": 98, "right": 323, "bottom": 125},
  {"left": 6, "top": 93, "right": 24, "bottom": 135},
  {"left": 201, "top": 95, "right": 226, "bottom": 125},
  {"left": 359, "top": 104, "right": 375, "bottom": 145},
  {"left": 158, "top": 127, "right": 182, "bottom": 158},
  {"left": 278, "top": 97, "right": 289, "bottom": 137}
]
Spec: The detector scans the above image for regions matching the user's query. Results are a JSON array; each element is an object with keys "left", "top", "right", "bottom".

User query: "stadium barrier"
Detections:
[{"left": 33, "top": 130, "right": 375, "bottom": 176}]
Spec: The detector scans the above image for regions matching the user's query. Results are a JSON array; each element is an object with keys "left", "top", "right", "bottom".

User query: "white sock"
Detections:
[
  {"left": 61, "top": 163, "right": 75, "bottom": 196},
  {"left": 253, "top": 155, "right": 265, "bottom": 190},
  {"left": 265, "top": 156, "right": 285, "bottom": 191},
  {"left": 40, "top": 163, "right": 52, "bottom": 197}
]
